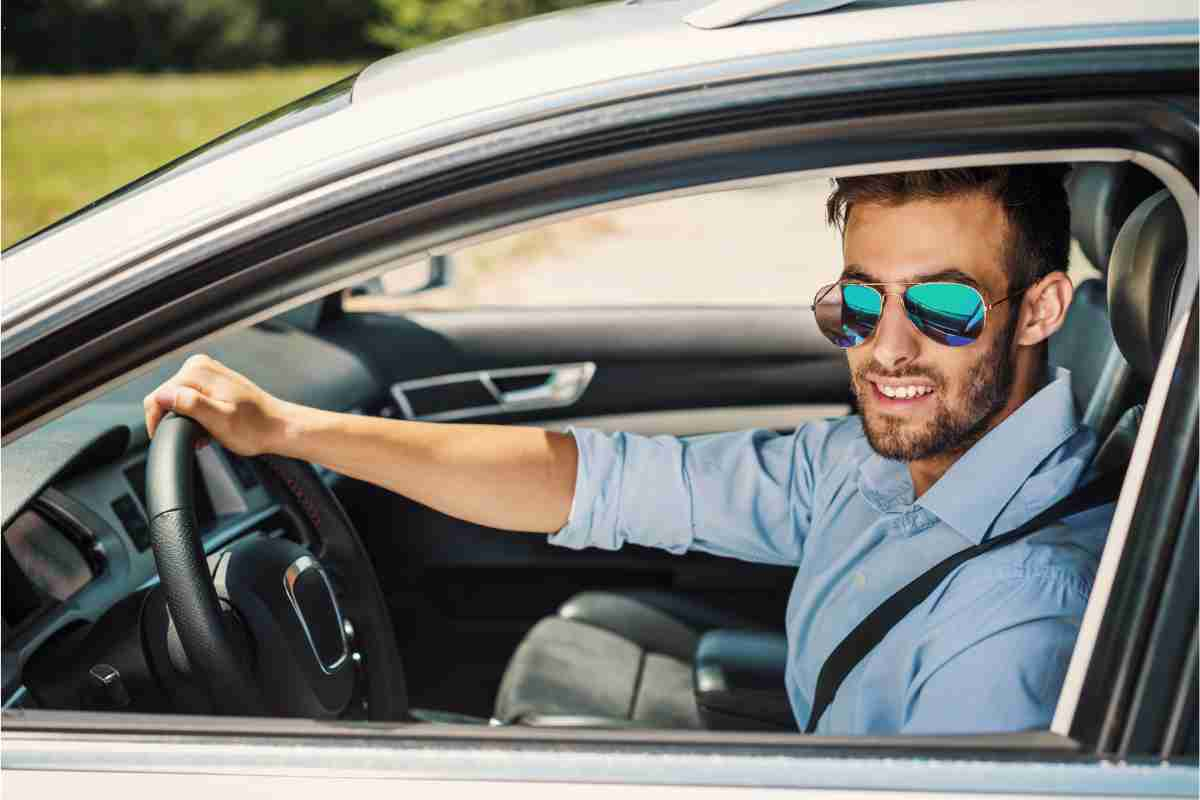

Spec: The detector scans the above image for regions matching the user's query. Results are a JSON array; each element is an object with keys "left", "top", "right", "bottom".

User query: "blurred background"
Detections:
[{"left": 1, "top": 0, "right": 600, "bottom": 249}]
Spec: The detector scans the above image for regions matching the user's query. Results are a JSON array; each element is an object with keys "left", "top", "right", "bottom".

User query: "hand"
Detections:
[{"left": 143, "top": 355, "right": 286, "bottom": 456}]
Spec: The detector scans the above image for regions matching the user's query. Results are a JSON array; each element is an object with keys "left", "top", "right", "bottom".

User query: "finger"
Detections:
[
  {"left": 144, "top": 388, "right": 171, "bottom": 439},
  {"left": 170, "top": 385, "right": 235, "bottom": 431}
]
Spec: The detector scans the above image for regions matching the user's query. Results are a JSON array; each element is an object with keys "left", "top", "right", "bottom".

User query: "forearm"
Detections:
[{"left": 272, "top": 401, "right": 578, "bottom": 533}]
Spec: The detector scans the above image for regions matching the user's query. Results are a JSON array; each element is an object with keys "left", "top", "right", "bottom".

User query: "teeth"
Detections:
[{"left": 879, "top": 384, "right": 932, "bottom": 399}]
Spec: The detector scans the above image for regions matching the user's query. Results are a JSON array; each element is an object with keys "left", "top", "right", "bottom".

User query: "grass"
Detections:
[{"left": 1, "top": 64, "right": 364, "bottom": 249}]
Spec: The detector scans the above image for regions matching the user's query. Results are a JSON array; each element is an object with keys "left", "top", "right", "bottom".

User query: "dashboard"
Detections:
[
  {"left": 1, "top": 441, "right": 295, "bottom": 709},
  {"left": 0, "top": 314, "right": 381, "bottom": 710}
]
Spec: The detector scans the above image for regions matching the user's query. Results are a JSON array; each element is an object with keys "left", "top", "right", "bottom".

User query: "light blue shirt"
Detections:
[{"left": 550, "top": 369, "right": 1112, "bottom": 734}]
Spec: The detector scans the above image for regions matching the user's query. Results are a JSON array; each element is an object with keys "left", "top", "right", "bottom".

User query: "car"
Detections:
[{"left": 1, "top": 0, "right": 1197, "bottom": 796}]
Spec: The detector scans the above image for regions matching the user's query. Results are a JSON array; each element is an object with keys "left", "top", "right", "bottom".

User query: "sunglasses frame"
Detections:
[{"left": 810, "top": 279, "right": 1029, "bottom": 348}]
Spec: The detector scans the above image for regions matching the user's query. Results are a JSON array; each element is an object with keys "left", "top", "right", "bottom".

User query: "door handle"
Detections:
[
  {"left": 391, "top": 362, "right": 596, "bottom": 422},
  {"left": 484, "top": 363, "right": 596, "bottom": 408}
]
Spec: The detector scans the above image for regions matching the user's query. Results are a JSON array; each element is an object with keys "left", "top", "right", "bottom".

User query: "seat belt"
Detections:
[{"left": 804, "top": 469, "right": 1125, "bottom": 734}]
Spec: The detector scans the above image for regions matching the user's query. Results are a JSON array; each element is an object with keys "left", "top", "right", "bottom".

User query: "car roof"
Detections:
[{"left": 3, "top": 0, "right": 1195, "bottom": 335}]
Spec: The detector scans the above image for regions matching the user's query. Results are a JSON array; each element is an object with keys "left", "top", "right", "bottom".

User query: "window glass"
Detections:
[
  {"left": 343, "top": 177, "right": 1102, "bottom": 313},
  {"left": 342, "top": 178, "right": 842, "bottom": 312}
]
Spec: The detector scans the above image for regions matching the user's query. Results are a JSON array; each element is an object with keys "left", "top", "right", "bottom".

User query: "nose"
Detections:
[{"left": 869, "top": 294, "right": 921, "bottom": 370}]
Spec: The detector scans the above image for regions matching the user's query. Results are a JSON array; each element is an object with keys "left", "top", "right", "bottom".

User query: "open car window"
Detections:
[
  {"left": 342, "top": 179, "right": 843, "bottom": 312},
  {"left": 343, "top": 177, "right": 1107, "bottom": 315}
]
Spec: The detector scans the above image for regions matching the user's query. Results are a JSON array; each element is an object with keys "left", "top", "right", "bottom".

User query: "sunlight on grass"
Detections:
[{"left": 1, "top": 64, "right": 364, "bottom": 249}]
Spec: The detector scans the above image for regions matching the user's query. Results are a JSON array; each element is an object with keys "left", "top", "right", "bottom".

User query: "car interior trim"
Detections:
[
  {"left": 1065, "top": 303, "right": 1198, "bottom": 754},
  {"left": 282, "top": 555, "right": 350, "bottom": 675},
  {"left": 1120, "top": 477, "right": 1197, "bottom": 756},
  {"left": 1051, "top": 308, "right": 1194, "bottom": 735},
  {"left": 533, "top": 405, "right": 852, "bottom": 436},
  {"left": 390, "top": 363, "right": 596, "bottom": 422}
]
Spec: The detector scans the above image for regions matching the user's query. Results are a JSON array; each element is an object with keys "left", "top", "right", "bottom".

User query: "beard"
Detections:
[{"left": 853, "top": 312, "right": 1018, "bottom": 463}]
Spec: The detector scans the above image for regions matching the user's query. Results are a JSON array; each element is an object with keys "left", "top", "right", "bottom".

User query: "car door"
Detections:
[{"left": 3, "top": 7, "right": 1197, "bottom": 797}]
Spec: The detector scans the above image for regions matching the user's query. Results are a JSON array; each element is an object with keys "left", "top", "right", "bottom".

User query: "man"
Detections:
[{"left": 145, "top": 165, "right": 1111, "bottom": 734}]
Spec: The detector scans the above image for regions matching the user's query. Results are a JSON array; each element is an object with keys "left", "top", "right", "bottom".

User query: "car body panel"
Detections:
[{"left": 2, "top": 716, "right": 1198, "bottom": 796}]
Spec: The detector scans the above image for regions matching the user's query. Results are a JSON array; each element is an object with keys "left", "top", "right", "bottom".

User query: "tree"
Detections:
[{"left": 366, "top": 0, "right": 597, "bottom": 52}]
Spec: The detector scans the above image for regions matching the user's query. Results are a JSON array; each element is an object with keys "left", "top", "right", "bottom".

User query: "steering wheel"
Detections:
[{"left": 146, "top": 412, "right": 407, "bottom": 719}]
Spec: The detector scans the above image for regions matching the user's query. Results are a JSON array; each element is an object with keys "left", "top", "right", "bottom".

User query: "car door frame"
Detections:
[{"left": 2, "top": 41, "right": 1198, "bottom": 795}]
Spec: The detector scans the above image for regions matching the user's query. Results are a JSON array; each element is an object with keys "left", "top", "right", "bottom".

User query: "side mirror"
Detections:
[{"left": 351, "top": 255, "right": 454, "bottom": 298}]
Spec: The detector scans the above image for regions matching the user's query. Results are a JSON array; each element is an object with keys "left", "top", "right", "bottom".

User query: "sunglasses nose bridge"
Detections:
[{"left": 869, "top": 289, "right": 924, "bottom": 365}]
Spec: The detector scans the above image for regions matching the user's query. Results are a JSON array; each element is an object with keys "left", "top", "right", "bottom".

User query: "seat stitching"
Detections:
[
  {"left": 264, "top": 460, "right": 322, "bottom": 532},
  {"left": 627, "top": 649, "right": 647, "bottom": 720},
  {"left": 560, "top": 609, "right": 695, "bottom": 660}
]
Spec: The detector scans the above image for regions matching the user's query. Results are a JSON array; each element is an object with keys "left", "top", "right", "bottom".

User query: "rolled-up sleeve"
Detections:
[{"left": 549, "top": 425, "right": 814, "bottom": 565}]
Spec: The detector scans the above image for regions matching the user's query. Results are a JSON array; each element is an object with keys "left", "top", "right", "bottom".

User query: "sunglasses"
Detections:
[{"left": 811, "top": 280, "right": 1027, "bottom": 348}]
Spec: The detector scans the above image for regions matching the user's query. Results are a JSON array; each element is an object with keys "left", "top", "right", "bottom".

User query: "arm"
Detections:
[
  {"left": 144, "top": 355, "right": 577, "bottom": 533},
  {"left": 552, "top": 424, "right": 819, "bottom": 564}
]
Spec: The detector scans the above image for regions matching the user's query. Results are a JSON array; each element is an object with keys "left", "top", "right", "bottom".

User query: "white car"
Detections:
[{"left": 2, "top": 0, "right": 1197, "bottom": 796}]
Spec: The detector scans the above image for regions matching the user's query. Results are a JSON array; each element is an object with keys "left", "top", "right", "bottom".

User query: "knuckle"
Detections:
[{"left": 184, "top": 353, "right": 212, "bottom": 370}]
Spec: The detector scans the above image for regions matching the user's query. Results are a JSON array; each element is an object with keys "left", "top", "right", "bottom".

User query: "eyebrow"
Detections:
[{"left": 840, "top": 265, "right": 983, "bottom": 291}]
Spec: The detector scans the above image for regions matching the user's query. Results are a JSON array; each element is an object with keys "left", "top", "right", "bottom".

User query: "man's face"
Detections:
[{"left": 841, "top": 193, "right": 1020, "bottom": 462}]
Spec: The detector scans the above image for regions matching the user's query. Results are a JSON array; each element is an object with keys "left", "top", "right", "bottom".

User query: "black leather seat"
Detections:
[
  {"left": 1092, "top": 187, "right": 1190, "bottom": 471},
  {"left": 1050, "top": 163, "right": 1161, "bottom": 441},
  {"left": 494, "top": 591, "right": 760, "bottom": 726},
  {"left": 494, "top": 178, "right": 1189, "bottom": 731},
  {"left": 1105, "top": 188, "right": 1190, "bottom": 386}
]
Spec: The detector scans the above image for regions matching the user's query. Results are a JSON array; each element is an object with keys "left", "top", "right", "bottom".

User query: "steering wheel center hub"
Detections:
[{"left": 217, "top": 537, "right": 355, "bottom": 717}]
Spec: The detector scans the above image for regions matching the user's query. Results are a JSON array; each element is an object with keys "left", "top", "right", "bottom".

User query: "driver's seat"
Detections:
[{"left": 494, "top": 590, "right": 761, "bottom": 727}]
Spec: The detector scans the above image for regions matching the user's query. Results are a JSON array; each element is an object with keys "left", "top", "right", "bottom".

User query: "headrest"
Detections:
[
  {"left": 1108, "top": 190, "right": 1189, "bottom": 382},
  {"left": 1067, "top": 163, "right": 1163, "bottom": 273}
]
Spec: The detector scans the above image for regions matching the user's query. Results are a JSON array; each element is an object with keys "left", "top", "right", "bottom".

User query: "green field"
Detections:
[{"left": 1, "top": 64, "right": 364, "bottom": 249}]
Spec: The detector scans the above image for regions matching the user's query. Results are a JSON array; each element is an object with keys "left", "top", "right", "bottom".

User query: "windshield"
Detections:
[{"left": 2, "top": 74, "right": 357, "bottom": 256}]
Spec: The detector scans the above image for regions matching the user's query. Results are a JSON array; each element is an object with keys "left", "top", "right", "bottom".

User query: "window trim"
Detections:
[{"left": 3, "top": 714, "right": 1199, "bottom": 794}]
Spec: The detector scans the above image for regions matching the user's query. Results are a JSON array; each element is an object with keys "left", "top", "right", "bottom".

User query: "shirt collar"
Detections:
[{"left": 859, "top": 368, "right": 1081, "bottom": 544}]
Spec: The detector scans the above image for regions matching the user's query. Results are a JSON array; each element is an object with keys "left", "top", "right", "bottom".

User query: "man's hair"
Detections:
[{"left": 825, "top": 165, "right": 1071, "bottom": 291}]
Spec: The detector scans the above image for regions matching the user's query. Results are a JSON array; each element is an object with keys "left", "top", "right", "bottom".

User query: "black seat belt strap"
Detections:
[{"left": 804, "top": 469, "right": 1125, "bottom": 734}]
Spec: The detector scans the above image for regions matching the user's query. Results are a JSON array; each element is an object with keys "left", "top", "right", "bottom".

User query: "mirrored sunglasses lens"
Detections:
[
  {"left": 904, "top": 283, "right": 985, "bottom": 346},
  {"left": 813, "top": 284, "right": 881, "bottom": 348}
]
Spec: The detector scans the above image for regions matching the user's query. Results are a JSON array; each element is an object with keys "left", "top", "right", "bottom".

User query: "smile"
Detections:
[{"left": 870, "top": 380, "right": 936, "bottom": 403}]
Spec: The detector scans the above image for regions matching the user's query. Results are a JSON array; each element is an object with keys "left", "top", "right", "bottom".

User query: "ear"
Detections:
[{"left": 1015, "top": 271, "right": 1073, "bottom": 347}]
